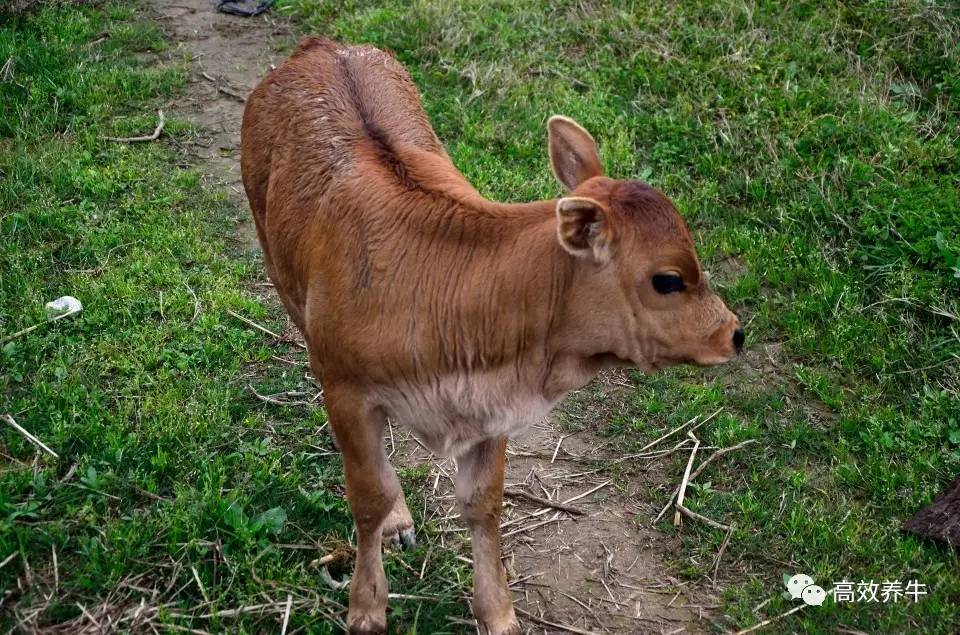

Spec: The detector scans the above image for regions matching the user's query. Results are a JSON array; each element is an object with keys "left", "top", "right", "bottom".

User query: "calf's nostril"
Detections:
[{"left": 732, "top": 328, "right": 745, "bottom": 354}]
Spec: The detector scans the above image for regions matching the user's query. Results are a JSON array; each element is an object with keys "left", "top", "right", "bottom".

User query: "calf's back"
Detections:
[{"left": 241, "top": 38, "right": 580, "bottom": 454}]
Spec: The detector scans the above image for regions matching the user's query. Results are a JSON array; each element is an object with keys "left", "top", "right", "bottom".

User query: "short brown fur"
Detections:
[{"left": 241, "top": 37, "right": 741, "bottom": 634}]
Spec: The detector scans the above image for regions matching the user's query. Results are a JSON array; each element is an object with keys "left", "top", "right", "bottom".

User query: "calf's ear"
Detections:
[
  {"left": 556, "top": 197, "right": 612, "bottom": 263},
  {"left": 548, "top": 115, "right": 603, "bottom": 191}
]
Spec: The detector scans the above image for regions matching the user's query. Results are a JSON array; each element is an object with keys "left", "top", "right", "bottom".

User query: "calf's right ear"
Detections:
[
  {"left": 556, "top": 197, "right": 611, "bottom": 264},
  {"left": 548, "top": 115, "right": 603, "bottom": 191}
]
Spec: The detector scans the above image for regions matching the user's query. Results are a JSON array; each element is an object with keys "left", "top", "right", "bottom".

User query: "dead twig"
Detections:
[
  {"left": 674, "top": 431, "right": 700, "bottom": 526},
  {"left": 0, "top": 306, "right": 82, "bottom": 345},
  {"left": 51, "top": 545, "right": 59, "bottom": 593},
  {"left": 280, "top": 594, "right": 292, "bottom": 635},
  {"left": 1, "top": 57, "right": 14, "bottom": 82},
  {"left": 711, "top": 525, "right": 733, "bottom": 586},
  {"left": 201, "top": 71, "right": 246, "bottom": 102},
  {"left": 503, "top": 488, "right": 584, "bottom": 515},
  {"left": 556, "top": 590, "right": 607, "bottom": 631},
  {"left": 501, "top": 512, "right": 564, "bottom": 539},
  {"left": 388, "top": 593, "right": 440, "bottom": 601},
  {"left": 307, "top": 553, "right": 337, "bottom": 569},
  {"left": 0, "top": 552, "right": 16, "bottom": 570},
  {"left": 248, "top": 385, "right": 316, "bottom": 407},
  {"left": 690, "top": 438, "right": 756, "bottom": 483},
  {"left": 387, "top": 419, "right": 396, "bottom": 458},
  {"left": 550, "top": 434, "right": 567, "bottom": 463},
  {"left": 499, "top": 481, "right": 610, "bottom": 535},
  {"left": 515, "top": 606, "right": 600, "bottom": 635},
  {"left": 76, "top": 603, "right": 102, "bottom": 629},
  {"left": 226, "top": 309, "right": 307, "bottom": 349},
  {"left": 560, "top": 480, "right": 611, "bottom": 505},
  {"left": 1, "top": 414, "right": 58, "bottom": 458},
  {"left": 731, "top": 603, "right": 805, "bottom": 635},
  {"left": 183, "top": 282, "right": 200, "bottom": 324},
  {"left": 675, "top": 504, "right": 731, "bottom": 532},
  {"left": 104, "top": 109, "right": 165, "bottom": 143},
  {"left": 172, "top": 600, "right": 309, "bottom": 620},
  {"left": 654, "top": 438, "right": 756, "bottom": 524},
  {"left": 611, "top": 407, "right": 723, "bottom": 464},
  {"left": 317, "top": 566, "right": 350, "bottom": 590}
]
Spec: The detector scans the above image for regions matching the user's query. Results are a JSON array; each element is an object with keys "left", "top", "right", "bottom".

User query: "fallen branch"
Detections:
[
  {"left": 248, "top": 385, "right": 315, "bottom": 407},
  {"left": 174, "top": 601, "right": 301, "bottom": 619},
  {"left": 711, "top": 524, "right": 733, "bottom": 586},
  {"left": 201, "top": 72, "right": 246, "bottom": 102},
  {"left": 503, "top": 488, "right": 584, "bottom": 515},
  {"left": 561, "top": 480, "right": 611, "bottom": 504},
  {"left": 183, "top": 282, "right": 201, "bottom": 325},
  {"left": 0, "top": 552, "right": 16, "bottom": 569},
  {"left": 732, "top": 603, "right": 805, "bottom": 635},
  {"left": 104, "top": 109, "right": 165, "bottom": 143},
  {"left": 676, "top": 504, "right": 731, "bottom": 532},
  {"left": 317, "top": 566, "right": 349, "bottom": 590},
  {"left": 387, "top": 593, "right": 440, "bottom": 601},
  {"left": 1, "top": 414, "right": 58, "bottom": 458},
  {"left": 500, "top": 482, "right": 611, "bottom": 536},
  {"left": 514, "top": 606, "right": 599, "bottom": 635},
  {"left": 550, "top": 433, "right": 567, "bottom": 463},
  {"left": 653, "top": 438, "right": 756, "bottom": 524},
  {"left": 227, "top": 309, "right": 307, "bottom": 349},
  {"left": 0, "top": 57, "right": 13, "bottom": 82},
  {"left": 308, "top": 553, "right": 336, "bottom": 569},
  {"left": 674, "top": 431, "right": 700, "bottom": 526},
  {"left": 0, "top": 306, "right": 82, "bottom": 345},
  {"left": 611, "top": 407, "right": 723, "bottom": 464},
  {"left": 501, "top": 512, "right": 564, "bottom": 539},
  {"left": 280, "top": 594, "right": 292, "bottom": 635},
  {"left": 689, "top": 438, "right": 757, "bottom": 483}
]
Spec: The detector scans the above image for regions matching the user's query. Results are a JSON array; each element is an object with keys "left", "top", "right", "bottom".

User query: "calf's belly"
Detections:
[{"left": 372, "top": 373, "right": 556, "bottom": 458}]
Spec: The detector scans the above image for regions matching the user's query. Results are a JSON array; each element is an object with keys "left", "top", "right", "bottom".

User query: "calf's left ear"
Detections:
[
  {"left": 548, "top": 116, "right": 603, "bottom": 191},
  {"left": 556, "top": 197, "right": 612, "bottom": 263}
]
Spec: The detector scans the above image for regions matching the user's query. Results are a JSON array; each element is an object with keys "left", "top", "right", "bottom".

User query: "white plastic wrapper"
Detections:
[{"left": 44, "top": 296, "right": 83, "bottom": 319}]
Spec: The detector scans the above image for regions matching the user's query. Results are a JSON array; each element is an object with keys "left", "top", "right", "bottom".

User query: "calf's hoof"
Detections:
[
  {"left": 381, "top": 503, "right": 416, "bottom": 550},
  {"left": 347, "top": 614, "right": 386, "bottom": 635},
  {"left": 480, "top": 618, "right": 521, "bottom": 635},
  {"left": 383, "top": 525, "right": 417, "bottom": 550}
]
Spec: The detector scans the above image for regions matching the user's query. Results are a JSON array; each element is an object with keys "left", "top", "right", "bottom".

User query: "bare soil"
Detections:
[{"left": 155, "top": 1, "right": 720, "bottom": 632}]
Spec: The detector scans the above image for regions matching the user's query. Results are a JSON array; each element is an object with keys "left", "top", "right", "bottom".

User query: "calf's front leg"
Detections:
[{"left": 456, "top": 437, "right": 519, "bottom": 635}]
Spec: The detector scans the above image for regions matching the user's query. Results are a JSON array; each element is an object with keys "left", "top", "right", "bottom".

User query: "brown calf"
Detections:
[{"left": 241, "top": 37, "right": 742, "bottom": 635}]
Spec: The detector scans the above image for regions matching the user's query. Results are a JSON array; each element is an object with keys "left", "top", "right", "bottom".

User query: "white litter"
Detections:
[{"left": 45, "top": 295, "right": 83, "bottom": 319}]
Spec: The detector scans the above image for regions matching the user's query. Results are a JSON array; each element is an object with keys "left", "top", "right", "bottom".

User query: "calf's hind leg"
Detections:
[
  {"left": 325, "top": 391, "right": 400, "bottom": 634},
  {"left": 381, "top": 490, "right": 416, "bottom": 550},
  {"left": 456, "top": 437, "right": 519, "bottom": 635}
]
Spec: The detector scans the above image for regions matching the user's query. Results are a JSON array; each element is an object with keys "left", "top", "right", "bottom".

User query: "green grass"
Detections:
[
  {"left": 0, "top": 3, "right": 471, "bottom": 632},
  {"left": 2, "top": 0, "right": 958, "bottom": 633},
  {"left": 270, "top": 0, "right": 960, "bottom": 632}
]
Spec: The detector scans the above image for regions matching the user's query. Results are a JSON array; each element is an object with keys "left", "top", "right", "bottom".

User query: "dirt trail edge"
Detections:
[{"left": 156, "top": 2, "right": 717, "bottom": 632}]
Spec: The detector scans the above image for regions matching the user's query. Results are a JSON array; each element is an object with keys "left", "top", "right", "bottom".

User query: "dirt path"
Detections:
[
  {"left": 155, "top": 2, "right": 717, "bottom": 632},
  {"left": 390, "top": 374, "right": 719, "bottom": 634},
  {"left": 157, "top": 0, "right": 286, "bottom": 235}
]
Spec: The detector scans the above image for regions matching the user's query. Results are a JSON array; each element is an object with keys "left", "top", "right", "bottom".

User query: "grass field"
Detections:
[{"left": 2, "top": 0, "right": 959, "bottom": 633}]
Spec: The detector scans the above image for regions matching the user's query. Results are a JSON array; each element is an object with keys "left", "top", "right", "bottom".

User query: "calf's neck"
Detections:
[{"left": 241, "top": 37, "right": 742, "bottom": 635}]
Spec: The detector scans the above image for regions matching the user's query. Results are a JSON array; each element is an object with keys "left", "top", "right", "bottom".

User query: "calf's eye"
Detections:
[{"left": 652, "top": 273, "right": 685, "bottom": 295}]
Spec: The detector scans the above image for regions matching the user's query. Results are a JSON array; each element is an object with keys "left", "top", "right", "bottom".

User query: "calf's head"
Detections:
[{"left": 547, "top": 115, "right": 743, "bottom": 371}]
